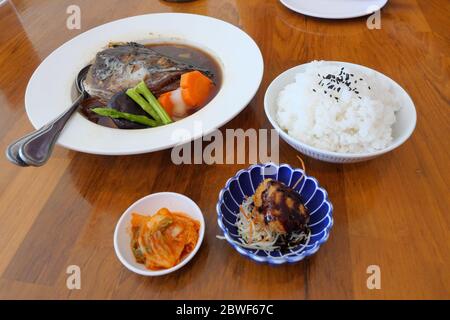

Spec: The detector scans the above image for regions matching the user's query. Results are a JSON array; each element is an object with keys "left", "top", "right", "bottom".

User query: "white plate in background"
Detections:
[{"left": 280, "top": 0, "right": 388, "bottom": 19}]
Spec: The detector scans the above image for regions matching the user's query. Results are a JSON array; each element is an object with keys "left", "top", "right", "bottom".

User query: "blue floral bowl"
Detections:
[{"left": 217, "top": 163, "right": 333, "bottom": 264}]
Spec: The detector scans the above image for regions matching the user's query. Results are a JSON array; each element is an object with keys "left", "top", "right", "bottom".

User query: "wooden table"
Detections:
[{"left": 0, "top": 0, "right": 449, "bottom": 300}]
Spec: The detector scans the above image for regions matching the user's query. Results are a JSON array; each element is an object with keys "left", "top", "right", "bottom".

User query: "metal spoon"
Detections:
[
  {"left": 6, "top": 131, "right": 36, "bottom": 167},
  {"left": 6, "top": 65, "right": 91, "bottom": 167}
]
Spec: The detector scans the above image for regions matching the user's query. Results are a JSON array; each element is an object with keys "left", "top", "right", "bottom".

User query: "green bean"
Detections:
[
  {"left": 91, "top": 108, "right": 158, "bottom": 127},
  {"left": 126, "top": 88, "right": 161, "bottom": 123},
  {"left": 135, "top": 81, "right": 173, "bottom": 125}
]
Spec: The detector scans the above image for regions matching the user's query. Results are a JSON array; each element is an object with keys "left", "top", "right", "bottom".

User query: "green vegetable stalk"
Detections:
[
  {"left": 126, "top": 88, "right": 161, "bottom": 123},
  {"left": 92, "top": 108, "right": 158, "bottom": 127},
  {"left": 135, "top": 81, "right": 173, "bottom": 125}
]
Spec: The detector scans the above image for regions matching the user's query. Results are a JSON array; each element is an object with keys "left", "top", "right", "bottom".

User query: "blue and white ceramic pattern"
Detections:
[{"left": 217, "top": 163, "right": 333, "bottom": 264}]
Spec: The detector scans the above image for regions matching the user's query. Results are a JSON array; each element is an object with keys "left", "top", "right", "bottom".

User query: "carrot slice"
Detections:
[
  {"left": 180, "top": 71, "right": 214, "bottom": 108},
  {"left": 158, "top": 92, "right": 174, "bottom": 117}
]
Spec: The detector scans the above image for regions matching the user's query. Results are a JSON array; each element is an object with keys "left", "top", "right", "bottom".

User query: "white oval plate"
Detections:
[
  {"left": 280, "top": 0, "right": 388, "bottom": 19},
  {"left": 25, "top": 13, "right": 264, "bottom": 155}
]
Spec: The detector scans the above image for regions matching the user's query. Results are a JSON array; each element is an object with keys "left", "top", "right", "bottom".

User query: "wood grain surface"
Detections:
[{"left": 0, "top": 0, "right": 449, "bottom": 299}]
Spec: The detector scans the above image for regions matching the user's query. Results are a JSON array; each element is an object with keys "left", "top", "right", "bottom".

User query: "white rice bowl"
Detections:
[{"left": 275, "top": 61, "right": 401, "bottom": 154}]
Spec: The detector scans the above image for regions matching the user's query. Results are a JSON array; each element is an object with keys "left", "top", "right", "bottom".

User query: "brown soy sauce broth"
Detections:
[
  {"left": 147, "top": 43, "right": 222, "bottom": 91},
  {"left": 80, "top": 43, "right": 222, "bottom": 129}
]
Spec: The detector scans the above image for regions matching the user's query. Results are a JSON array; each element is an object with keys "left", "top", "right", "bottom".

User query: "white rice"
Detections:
[{"left": 276, "top": 61, "right": 401, "bottom": 153}]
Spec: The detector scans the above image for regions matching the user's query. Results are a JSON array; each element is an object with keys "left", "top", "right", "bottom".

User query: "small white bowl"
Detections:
[
  {"left": 113, "top": 192, "right": 205, "bottom": 276},
  {"left": 264, "top": 61, "right": 417, "bottom": 163}
]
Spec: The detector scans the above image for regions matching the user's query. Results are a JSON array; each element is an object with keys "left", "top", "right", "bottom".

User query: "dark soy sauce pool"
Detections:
[
  {"left": 150, "top": 43, "right": 222, "bottom": 90},
  {"left": 80, "top": 43, "right": 222, "bottom": 129}
]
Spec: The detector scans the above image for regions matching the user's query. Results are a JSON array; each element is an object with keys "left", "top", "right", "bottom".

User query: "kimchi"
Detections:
[{"left": 130, "top": 208, "right": 200, "bottom": 270}]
